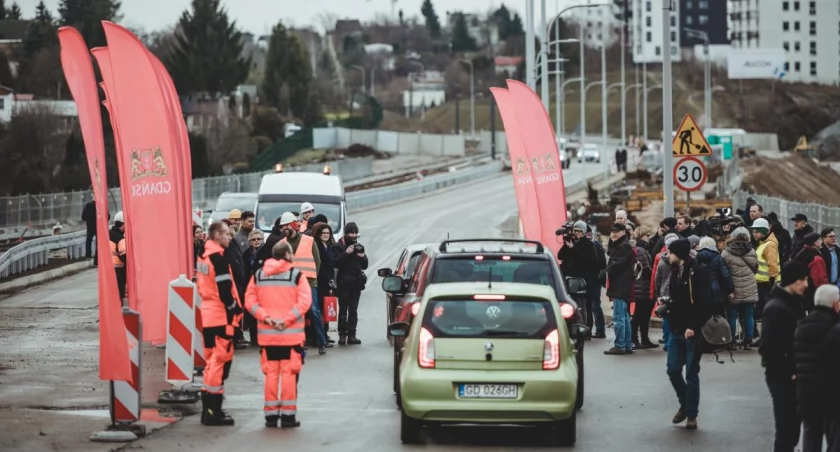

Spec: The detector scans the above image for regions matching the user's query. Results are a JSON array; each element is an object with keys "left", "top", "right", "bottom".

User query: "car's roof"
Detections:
[
  {"left": 405, "top": 243, "right": 437, "bottom": 253},
  {"left": 219, "top": 192, "right": 257, "bottom": 199},
  {"left": 422, "top": 282, "right": 557, "bottom": 301},
  {"left": 427, "top": 239, "right": 550, "bottom": 257},
  {"left": 259, "top": 173, "right": 343, "bottom": 197}
]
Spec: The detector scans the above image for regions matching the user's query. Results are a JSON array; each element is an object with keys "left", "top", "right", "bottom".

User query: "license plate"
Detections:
[{"left": 458, "top": 383, "right": 518, "bottom": 399}]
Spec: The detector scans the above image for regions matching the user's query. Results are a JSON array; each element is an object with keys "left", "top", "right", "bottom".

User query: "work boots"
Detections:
[
  {"left": 265, "top": 415, "right": 280, "bottom": 428},
  {"left": 338, "top": 335, "right": 347, "bottom": 345},
  {"left": 280, "top": 414, "right": 301, "bottom": 428},
  {"left": 347, "top": 336, "right": 361, "bottom": 345},
  {"left": 200, "top": 393, "right": 235, "bottom": 426}
]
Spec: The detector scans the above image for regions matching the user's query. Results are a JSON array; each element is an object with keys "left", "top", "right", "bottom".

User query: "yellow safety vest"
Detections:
[{"left": 756, "top": 241, "right": 771, "bottom": 282}]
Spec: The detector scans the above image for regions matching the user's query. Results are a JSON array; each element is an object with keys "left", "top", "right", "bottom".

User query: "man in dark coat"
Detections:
[
  {"left": 768, "top": 212, "right": 792, "bottom": 262},
  {"left": 650, "top": 217, "right": 678, "bottom": 255},
  {"left": 330, "top": 222, "right": 368, "bottom": 345},
  {"left": 760, "top": 260, "right": 809, "bottom": 452},
  {"left": 588, "top": 225, "right": 608, "bottom": 338},
  {"left": 604, "top": 222, "right": 635, "bottom": 355},
  {"left": 819, "top": 227, "right": 840, "bottom": 287},
  {"left": 790, "top": 213, "right": 815, "bottom": 263},
  {"left": 794, "top": 284, "right": 840, "bottom": 451}
]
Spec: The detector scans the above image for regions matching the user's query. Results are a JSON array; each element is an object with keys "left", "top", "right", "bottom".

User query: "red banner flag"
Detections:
[
  {"left": 57, "top": 26, "right": 131, "bottom": 382},
  {"left": 506, "top": 80, "right": 568, "bottom": 257},
  {"left": 489, "top": 87, "right": 543, "bottom": 242},
  {"left": 100, "top": 21, "right": 191, "bottom": 344},
  {"left": 90, "top": 47, "right": 139, "bottom": 310}
]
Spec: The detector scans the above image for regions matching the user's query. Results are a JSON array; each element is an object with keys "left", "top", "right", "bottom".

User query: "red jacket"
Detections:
[{"left": 649, "top": 245, "right": 667, "bottom": 300}]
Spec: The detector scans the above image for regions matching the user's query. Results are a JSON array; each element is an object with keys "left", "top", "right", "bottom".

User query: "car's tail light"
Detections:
[
  {"left": 543, "top": 329, "right": 560, "bottom": 370},
  {"left": 474, "top": 255, "right": 484, "bottom": 260},
  {"left": 474, "top": 294, "right": 506, "bottom": 300},
  {"left": 559, "top": 302, "right": 575, "bottom": 320},
  {"left": 418, "top": 327, "right": 435, "bottom": 368},
  {"left": 411, "top": 303, "right": 420, "bottom": 316}
]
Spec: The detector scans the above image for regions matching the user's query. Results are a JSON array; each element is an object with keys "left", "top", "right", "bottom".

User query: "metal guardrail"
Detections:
[
  {"left": 0, "top": 230, "right": 87, "bottom": 279},
  {"left": 1, "top": 161, "right": 505, "bottom": 279}
]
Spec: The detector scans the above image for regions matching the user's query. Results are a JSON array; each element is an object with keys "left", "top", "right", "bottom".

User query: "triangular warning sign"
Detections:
[
  {"left": 794, "top": 135, "right": 812, "bottom": 151},
  {"left": 671, "top": 114, "right": 712, "bottom": 156}
]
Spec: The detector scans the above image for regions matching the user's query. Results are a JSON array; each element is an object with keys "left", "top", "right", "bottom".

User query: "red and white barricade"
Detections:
[
  {"left": 193, "top": 289, "right": 205, "bottom": 372},
  {"left": 157, "top": 275, "right": 201, "bottom": 403},
  {"left": 112, "top": 307, "right": 142, "bottom": 423}
]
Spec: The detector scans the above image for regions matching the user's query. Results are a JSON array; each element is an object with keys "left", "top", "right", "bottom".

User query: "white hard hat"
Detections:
[
  {"left": 114, "top": 211, "right": 124, "bottom": 223},
  {"left": 300, "top": 202, "right": 314, "bottom": 213},
  {"left": 751, "top": 218, "right": 770, "bottom": 230},
  {"left": 279, "top": 211, "right": 297, "bottom": 226}
]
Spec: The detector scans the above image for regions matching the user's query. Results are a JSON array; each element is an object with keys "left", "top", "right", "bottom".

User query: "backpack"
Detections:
[{"left": 689, "top": 271, "right": 734, "bottom": 363}]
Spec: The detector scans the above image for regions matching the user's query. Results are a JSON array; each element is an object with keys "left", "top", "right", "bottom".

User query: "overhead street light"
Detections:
[
  {"left": 457, "top": 58, "right": 475, "bottom": 138},
  {"left": 684, "top": 27, "right": 711, "bottom": 128}
]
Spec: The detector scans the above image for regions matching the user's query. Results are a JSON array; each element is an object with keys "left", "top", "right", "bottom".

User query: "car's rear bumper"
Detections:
[{"left": 401, "top": 364, "right": 577, "bottom": 423}]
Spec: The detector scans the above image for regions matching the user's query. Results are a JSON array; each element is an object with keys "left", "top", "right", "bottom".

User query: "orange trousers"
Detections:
[
  {"left": 260, "top": 347, "right": 302, "bottom": 417},
  {"left": 203, "top": 327, "right": 234, "bottom": 394}
]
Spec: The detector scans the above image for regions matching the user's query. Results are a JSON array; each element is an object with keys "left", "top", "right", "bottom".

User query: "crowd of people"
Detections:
[{"left": 582, "top": 201, "right": 840, "bottom": 448}]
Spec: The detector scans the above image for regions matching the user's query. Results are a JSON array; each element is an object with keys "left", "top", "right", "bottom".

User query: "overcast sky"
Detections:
[{"left": 18, "top": 0, "right": 586, "bottom": 35}]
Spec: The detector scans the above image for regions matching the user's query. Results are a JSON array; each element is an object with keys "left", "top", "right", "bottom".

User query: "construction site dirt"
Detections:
[{"left": 740, "top": 155, "right": 840, "bottom": 206}]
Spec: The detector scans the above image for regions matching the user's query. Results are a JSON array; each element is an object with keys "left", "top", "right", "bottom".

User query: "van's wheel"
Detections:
[
  {"left": 575, "top": 342, "right": 585, "bottom": 410},
  {"left": 400, "top": 410, "right": 424, "bottom": 444},
  {"left": 550, "top": 411, "right": 577, "bottom": 446}
]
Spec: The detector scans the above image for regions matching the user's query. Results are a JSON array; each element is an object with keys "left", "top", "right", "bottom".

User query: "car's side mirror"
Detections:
[
  {"left": 568, "top": 324, "right": 590, "bottom": 340},
  {"left": 565, "top": 276, "right": 587, "bottom": 296},
  {"left": 377, "top": 268, "right": 393, "bottom": 277},
  {"left": 381, "top": 275, "right": 404, "bottom": 293},
  {"left": 389, "top": 321, "right": 410, "bottom": 337}
]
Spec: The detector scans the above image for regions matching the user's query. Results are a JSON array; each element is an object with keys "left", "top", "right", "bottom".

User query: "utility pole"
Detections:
[
  {"left": 526, "top": 0, "right": 536, "bottom": 89},
  {"left": 662, "top": 0, "right": 675, "bottom": 217},
  {"left": 579, "top": 24, "right": 585, "bottom": 147},
  {"left": 620, "top": 15, "right": 626, "bottom": 146}
]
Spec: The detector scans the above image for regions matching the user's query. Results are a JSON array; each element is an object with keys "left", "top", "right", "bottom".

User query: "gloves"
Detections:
[{"left": 226, "top": 300, "right": 243, "bottom": 315}]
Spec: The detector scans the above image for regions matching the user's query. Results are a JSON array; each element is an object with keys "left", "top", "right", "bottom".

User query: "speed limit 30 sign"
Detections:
[{"left": 673, "top": 156, "right": 707, "bottom": 192}]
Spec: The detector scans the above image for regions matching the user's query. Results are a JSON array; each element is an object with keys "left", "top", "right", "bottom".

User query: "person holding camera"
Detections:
[
  {"left": 330, "top": 222, "right": 368, "bottom": 345},
  {"left": 557, "top": 221, "right": 601, "bottom": 336},
  {"left": 663, "top": 238, "right": 712, "bottom": 430},
  {"left": 603, "top": 223, "right": 635, "bottom": 355}
]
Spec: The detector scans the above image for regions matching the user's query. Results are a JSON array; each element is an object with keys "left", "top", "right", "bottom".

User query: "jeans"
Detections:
[
  {"left": 803, "top": 418, "right": 840, "bottom": 452},
  {"left": 612, "top": 298, "right": 632, "bottom": 351},
  {"left": 662, "top": 317, "right": 671, "bottom": 345},
  {"left": 666, "top": 334, "right": 701, "bottom": 419},
  {"left": 587, "top": 285, "right": 606, "bottom": 334},
  {"left": 307, "top": 287, "right": 326, "bottom": 347},
  {"left": 766, "top": 374, "right": 801, "bottom": 452},
  {"left": 85, "top": 228, "right": 95, "bottom": 258},
  {"left": 727, "top": 303, "right": 755, "bottom": 342}
]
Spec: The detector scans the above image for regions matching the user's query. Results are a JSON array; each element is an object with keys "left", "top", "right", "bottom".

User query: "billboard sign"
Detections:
[{"left": 727, "top": 48, "right": 786, "bottom": 79}]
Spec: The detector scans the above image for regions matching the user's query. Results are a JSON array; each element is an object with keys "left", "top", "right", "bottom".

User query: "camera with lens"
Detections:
[
  {"left": 555, "top": 220, "right": 578, "bottom": 243},
  {"left": 353, "top": 243, "right": 365, "bottom": 253},
  {"left": 655, "top": 296, "right": 673, "bottom": 318}
]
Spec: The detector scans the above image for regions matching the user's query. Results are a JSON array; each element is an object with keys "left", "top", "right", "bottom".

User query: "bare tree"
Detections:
[
  {"left": 315, "top": 11, "right": 339, "bottom": 34},
  {"left": 0, "top": 105, "right": 70, "bottom": 195}
]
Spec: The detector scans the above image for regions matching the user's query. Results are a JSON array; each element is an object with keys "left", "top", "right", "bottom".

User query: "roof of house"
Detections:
[
  {"left": 495, "top": 56, "right": 523, "bottom": 66},
  {"left": 334, "top": 19, "right": 362, "bottom": 36}
]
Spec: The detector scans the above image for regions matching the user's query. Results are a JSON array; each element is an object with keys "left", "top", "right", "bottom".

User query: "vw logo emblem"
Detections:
[
  {"left": 484, "top": 341, "right": 494, "bottom": 351},
  {"left": 486, "top": 305, "right": 501, "bottom": 318}
]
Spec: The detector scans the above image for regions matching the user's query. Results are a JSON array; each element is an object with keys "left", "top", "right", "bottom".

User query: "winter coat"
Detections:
[
  {"left": 652, "top": 250, "right": 673, "bottom": 300},
  {"left": 316, "top": 240, "right": 337, "bottom": 295},
  {"left": 605, "top": 235, "right": 634, "bottom": 300},
  {"left": 667, "top": 257, "right": 713, "bottom": 335},
  {"left": 633, "top": 246, "right": 653, "bottom": 301},
  {"left": 772, "top": 222, "right": 792, "bottom": 262},
  {"left": 819, "top": 244, "right": 840, "bottom": 284},
  {"left": 721, "top": 240, "right": 759, "bottom": 304},
  {"left": 695, "top": 247, "right": 735, "bottom": 306},
  {"left": 794, "top": 245, "right": 829, "bottom": 312},
  {"left": 791, "top": 224, "right": 815, "bottom": 263},
  {"left": 760, "top": 285, "right": 807, "bottom": 378},
  {"left": 793, "top": 307, "right": 840, "bottom": 420}
]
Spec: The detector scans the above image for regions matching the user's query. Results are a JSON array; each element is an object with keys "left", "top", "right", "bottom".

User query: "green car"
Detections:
[{"left": 389, "top": 282, "right": 589, "bottom": 446}]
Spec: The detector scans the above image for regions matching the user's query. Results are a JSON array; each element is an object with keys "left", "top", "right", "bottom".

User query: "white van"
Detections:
[{"left": 255, "top": 164, "right": 347, "bottom": 240}]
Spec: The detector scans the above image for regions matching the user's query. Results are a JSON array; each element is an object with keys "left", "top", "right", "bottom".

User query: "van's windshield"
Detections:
[{"left": 256, "top": 202, "right": 342, "bottom": 233}]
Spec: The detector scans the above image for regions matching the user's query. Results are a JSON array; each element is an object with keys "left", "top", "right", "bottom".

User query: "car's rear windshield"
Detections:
[
  {"left": 430, "top": 256, "right": 556, "bottom": 289},
  {"left": 214, "top": 194, "right": 256, "bottom": 212},
  {"left": 422, "top": 298, "right": 557, "bottom": 339}
]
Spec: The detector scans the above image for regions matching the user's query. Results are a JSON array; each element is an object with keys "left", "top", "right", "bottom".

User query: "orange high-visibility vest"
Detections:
[
  {"left": 282, "top": 234, "right": 317, "bottom": 279},
  {"left": 196, "top": 240, "right": 241, "bottom": 329},
  {"left": 298, "top": 220, "right": 308, "bottom": 233},
  {"left": 244, "top": 259, "right": 312, "bottom": 346},
  {"left": 110, "top": 237, "right": 126, "bottom": 267}
]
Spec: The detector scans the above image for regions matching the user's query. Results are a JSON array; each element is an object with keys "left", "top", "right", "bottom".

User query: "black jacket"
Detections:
[
  {"left": 330, "top": 238, "right": 369, "bottom": 290},
  {"left": 667, "top": 256, "right": 712, "bottom": 335},
  {"left": 558, "top": 237, "right": 598, "bottom": 279},
  {"left": 82, "top": 201, "right": 96, "bottom": 228},
  {"left": 772, "top": 222, "right": 792, "bottom": 262},
  {"left": 224, "top": 244, "right": 249, "bottom": 298},
  {"left": 760, "top": 285, "right": 807, "bottom": 378},
  {"left": 606, "top": 235, "right": 634, "bottom": 300},
  {"left": 316, "top": 240, "right": 336, "bottom": 294},
  {"left": 791, "top": 224, "right": 815, "bottom": 263},
  {"left": 255, "top": 232, "right": 284, "bottom": 270},
  {"left": 820, "top": 244, "right": 840, "bottom": 284},
  {"left": 794, "top": 307, "right": 840, "bottom": 420}
]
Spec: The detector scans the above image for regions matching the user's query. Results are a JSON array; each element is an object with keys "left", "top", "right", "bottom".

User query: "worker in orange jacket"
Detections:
[
  {"left": 195, "top": 221, "right": 243, "bottom": 426},
  {"left": 245, "top": 240, "right": 312, "bottom": 428}
]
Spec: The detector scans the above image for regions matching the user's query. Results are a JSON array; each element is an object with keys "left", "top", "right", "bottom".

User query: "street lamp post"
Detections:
[
  {"left": 559, "top": 77, "right": 582, "bottom": 136},
  {"left": 685, "top": 28, "right": 711, "bottom": 128},
  {"left": 620, "top": 14, "right": 627, "bottom": 146},
  {"left": 552, "top": 38, "right": 577, "bottom": 138},
  {"left": 661, "top": 0, "right": 676, "bottom": 217},
  {"left": 458, "top": 58, "right": 475, "bottom": 138},
  {"left": 624, "top": 83, "right": 643, "bottom": 141},
  {"left": 600, "top": 39, "right": 607, "bottom": 147}
]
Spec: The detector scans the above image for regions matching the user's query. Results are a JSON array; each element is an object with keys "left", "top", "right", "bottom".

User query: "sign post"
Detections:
[{"left": 671, "top": 113, "right": 712, "bottom": 213}]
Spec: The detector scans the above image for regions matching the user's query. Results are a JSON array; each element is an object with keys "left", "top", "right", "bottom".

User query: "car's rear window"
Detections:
[
  {"left": 430, "top": 257, "right": 556, "bottom": 289},
  {"left": 422, "top": 299, "right": 556, "bottom": 338}
]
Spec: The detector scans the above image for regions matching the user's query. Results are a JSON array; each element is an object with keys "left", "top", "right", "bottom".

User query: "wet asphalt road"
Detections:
[{"left": 122, "top": 161, "right": 777, "bottom": 452}]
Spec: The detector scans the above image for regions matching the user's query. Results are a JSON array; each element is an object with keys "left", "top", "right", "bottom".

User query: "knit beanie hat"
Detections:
[
  {"left": 781, "top": 260, "right": 809, "bottom": 287},
  {"left": 668, "top": 238, "right": 692, "bottom": 260}
]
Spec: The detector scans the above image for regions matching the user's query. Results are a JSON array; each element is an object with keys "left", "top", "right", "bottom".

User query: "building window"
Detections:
[
  {"left": 646, "top": 16, "right": 651, "bottom": 26},
  {"left": 794, "top": 1, "right": 800, "bottom": 11},
  {"left": 810, "top": 41, "right": 817, "bottom": 55},
  {"left": 686, "top": 15, "right": 693, "bottom": 25},
  {"left": 671, "top": 31, "right": 676, "bottom": 42},
  {"left": 646, "top": 1, "right": 651, "bottom": 12},
  {"left": 0, "top": 98, "right": 4, "bottom": 110},
  {"left": 783, "top": 1, "right": 789, "bottom": 11},
  {"left": 810, "top": 21, "right": 816, "bottom": 36},
  {"left": 655, "top": 46, "right": 661, "bottom": 56},
  {"left": 795, "top": 41, "right": 801, "bottom": 51},
  {"left": 810, "top": 61, "right": 817, "bottom": 76},
  {"left": 783, "top": 41, "right": 790, "bottom": 51},
  {"left": 809, "top": 1, "right": 816, "bottom": 14},
  {"left": 671, "top": 16, "right": 676, "bottom": 26},
  {"left": 795, "top": 22, "right": 800, "bottom": 32},
  {"left": 699, "top": 15, "right": 709, "bottom": 25},
  {"left": 795, "top": 61, "right": 801, "bottom": 71},
  {"left": 784, "top": 62, "right": 790, "bottom": 71},
  {"left": 647, "top": 31, "right": 652, "bottom": 42},
  {"left": 671, "top": 46, "right": 677, "bottom": 55},
  {"left": 698, "top": 0, "right": 708, "bottom": 8},
  {"left": 783, "top": 21, "right": 789, "bottom": 31},
  {"left": 686, "top": 0, "right": 692, "bottom": 9}
]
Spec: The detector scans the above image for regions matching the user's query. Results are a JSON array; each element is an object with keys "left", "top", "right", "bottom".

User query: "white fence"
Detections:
[{"left": 314, "top": 127, "right": 511, "bottom": 156}]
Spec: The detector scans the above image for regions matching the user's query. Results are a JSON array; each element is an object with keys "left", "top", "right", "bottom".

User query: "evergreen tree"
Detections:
[
  {"left": 261, "top": 21, "right": 318, "bottom": 124},
  {"left": 0, "top": 51, "right": 14, "bottom": 88},
  {"left": 7, "top": 2, "right": 20, "bottom": 19},
  {"left": 166, "top": 0, "right": 250, "bottom": 95},
  {"left": 420, "top": 0, "right": 441, "bottom": 38},
  {"left": 547, "top": 18, "right": 580, "bottom": 75},
  {"left": 0, "top": 1, "right": 6, "bottom": 20},
  {"left": 450, "top": 12, "right": 477, "bottom": 52},
  {"left": 492, "top": 5, "right": 512, "bottom": 40},
  {"left": 16, "top": 1, "right": 57, "bottom": 93},
  {"left": 58, "top": 0, "right": 121, "bottom": 48},
  {"left": 509, "top": 13, "right": 525, "bottom": 36}
]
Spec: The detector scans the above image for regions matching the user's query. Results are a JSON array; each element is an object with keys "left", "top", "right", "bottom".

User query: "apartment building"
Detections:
[
  {"left": 631, "top": 0, "right": 681, "bottom": 63},
  {"left": 567, "top": 4, "right": 619, "bottom": 47},
  {"left": 729, "top": 0, "right": 840, "bottom": 84}
]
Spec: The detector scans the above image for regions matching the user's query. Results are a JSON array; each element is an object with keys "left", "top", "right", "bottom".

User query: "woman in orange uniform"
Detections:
[{"left": 245, "top": 241, "right": 311, "bottom": 428}]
